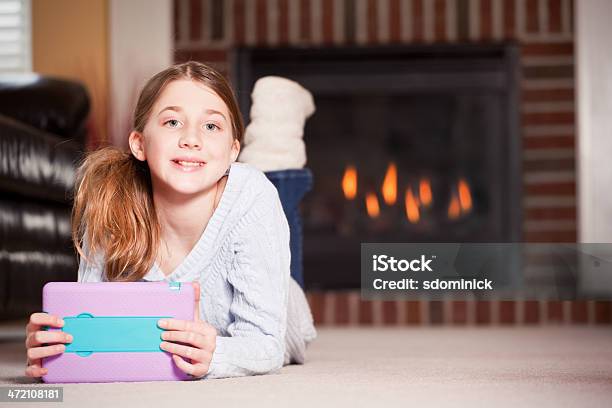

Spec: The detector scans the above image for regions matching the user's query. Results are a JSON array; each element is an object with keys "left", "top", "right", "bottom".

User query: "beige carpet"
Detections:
[{"left": 1, "top": 320, "right": 611, "bottom": 407}]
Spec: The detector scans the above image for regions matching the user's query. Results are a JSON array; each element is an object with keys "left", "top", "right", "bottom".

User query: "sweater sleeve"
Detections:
[{"left": 203, "top": 183, "right": 291, "bottom": 379}]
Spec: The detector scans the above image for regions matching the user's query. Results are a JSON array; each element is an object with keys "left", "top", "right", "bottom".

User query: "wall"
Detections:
[
  {"left": 31, "top": 0, "right": 173, "bottom": 149},
  {"left": 31, "top": 0, "right": 109, "bottom": 148},
  {"left": 109, "top": 0, "right": 173, "bottom": 148},
  {"left": 576, "top": 0, "right": 612, "bottom": 243}
]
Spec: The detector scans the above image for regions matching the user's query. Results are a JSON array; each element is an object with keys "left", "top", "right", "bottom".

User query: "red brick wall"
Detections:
[
  {"left": 171, "top": 0, "right": 603, "bottom": 325},
  {"left": 306, "top": 293, "right": 612, "bottom": 326}
]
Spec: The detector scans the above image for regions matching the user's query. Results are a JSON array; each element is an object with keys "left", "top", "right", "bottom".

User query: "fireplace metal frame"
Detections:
[{"left": 233, "top": 44, "right": 522, "bottom": 289}]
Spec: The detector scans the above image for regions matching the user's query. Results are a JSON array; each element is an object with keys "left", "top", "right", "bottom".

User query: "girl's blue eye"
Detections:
[
  {"left": 205, "top": 123, "right": 220, "bottom": 131},
  {"left": 165, "top": 119, "right": 180, "bottom": 128}
]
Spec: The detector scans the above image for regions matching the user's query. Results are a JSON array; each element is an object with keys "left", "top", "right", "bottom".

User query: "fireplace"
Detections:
[{"left": 235, "top": 44, "right": 522, "bottom": 290}]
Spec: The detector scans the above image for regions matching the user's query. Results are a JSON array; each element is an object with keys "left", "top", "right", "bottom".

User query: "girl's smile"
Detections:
[{"left": 171, "top": 157, "right": 207, "bottom": 172}]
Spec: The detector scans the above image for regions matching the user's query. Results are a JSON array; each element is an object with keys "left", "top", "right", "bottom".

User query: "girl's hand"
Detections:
[
  {"left": 25, "top": 313, "right": 72, "bottom": 378},
  {"left": 158, "top": 282, "right": 217, "bottom": 379}
]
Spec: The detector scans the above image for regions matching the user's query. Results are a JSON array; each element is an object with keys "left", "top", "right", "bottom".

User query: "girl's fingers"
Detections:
[
  {"left": 160, "top": 341, "right": 209, "bottom": 363},
  {"left": 157, "top": 319, "right": 216, "bottom": 339},
  {"left": 25, "top": 363, "right": 48, "bottom": 378},
  {"left": 171, "top": 354, "right": 208, "bottom": 379},
  {"left": 26, "top": 357, "right": 40, "bottom": 368},
  {"left": 161, "top": 330, "right": 208, "bottom": 350},
  {"left": 25, "top": 330, "right": 73, "bottom": 349},
  {"left": 158, "top": 318, "right": 193, "bottom": 332},
  {"left": 158, "top": 318, "right": 206, "bottom": 335},
  {"left": 193, "top": 282, "right": 201, "bottom": 322},
  {"left": 27, "top": 313, "right": 64, "bottom": 333},
  {"left": 200, "top": 321, "right": 218, "bottom": 337},
  {"left": 27, "top": 344, "right": 66, "bottom": 361}
]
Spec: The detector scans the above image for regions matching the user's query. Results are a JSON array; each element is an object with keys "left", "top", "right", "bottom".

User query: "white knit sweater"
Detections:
[{"left": 77, "top": 162, "right": 317, "bottom": 379}]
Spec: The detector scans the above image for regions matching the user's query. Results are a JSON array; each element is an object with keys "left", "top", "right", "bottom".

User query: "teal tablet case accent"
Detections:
[{"left": 63, "top": 313, "right": 171, "bottom": 356}]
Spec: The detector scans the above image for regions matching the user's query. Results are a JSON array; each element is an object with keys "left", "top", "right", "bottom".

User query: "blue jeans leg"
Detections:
[{"left": 265, "top": 169, "right": 313, "bottom": 289}]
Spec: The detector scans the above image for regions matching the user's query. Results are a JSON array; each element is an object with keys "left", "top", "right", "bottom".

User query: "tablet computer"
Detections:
[{"left": 41, "top": 281, "right": 195, "bottom": 383}]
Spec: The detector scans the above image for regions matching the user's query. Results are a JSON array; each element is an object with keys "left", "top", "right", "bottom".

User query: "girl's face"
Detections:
[{"left": 129, "top": 79, "right": 240, "bottom": 199}]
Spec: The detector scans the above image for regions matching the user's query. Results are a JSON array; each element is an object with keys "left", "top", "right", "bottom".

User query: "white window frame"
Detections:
[{"left": 0, "top": 0, "right": 31, "bottom": 73}]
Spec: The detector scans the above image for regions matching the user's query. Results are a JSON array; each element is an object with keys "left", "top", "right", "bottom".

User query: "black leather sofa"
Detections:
[{"left": 0, "top": 74, "right": 90, "bottom": 319}]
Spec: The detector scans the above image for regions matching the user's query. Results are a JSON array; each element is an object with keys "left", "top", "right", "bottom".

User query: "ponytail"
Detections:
[{"left": 71, "top": 146, "right": 160, "bottom": 281}]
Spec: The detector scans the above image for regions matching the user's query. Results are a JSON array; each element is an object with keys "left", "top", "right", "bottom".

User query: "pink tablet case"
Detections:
[{"left": 41, "top": 281, "right": 194, "bottom": 383}]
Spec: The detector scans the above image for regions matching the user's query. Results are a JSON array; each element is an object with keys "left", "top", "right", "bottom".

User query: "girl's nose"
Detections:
[{"left": 178, "top": 128, "right": 202, "bottom": 149}]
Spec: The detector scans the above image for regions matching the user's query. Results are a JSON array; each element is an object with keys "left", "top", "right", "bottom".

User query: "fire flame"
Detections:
[
  {"left": 458, "top": 178, "right": 472, "bottom": 212},
  {"left": 419, "top": 178, "right": 432, "bottom": 207},
  {"left": 448, "top": 193, "right": 461, "bottom": 220},
  {"left": 405, "top": 188, "right": 420, "bottom": 224},
  {"left": 381, "top": 162, "right": 397, "bottom": 205},
  {"left": 365, "top": 192, "right": 380, "bottom": 218},
  {"left": 342, "top": 165, "right": 358, "bottom": 200}
]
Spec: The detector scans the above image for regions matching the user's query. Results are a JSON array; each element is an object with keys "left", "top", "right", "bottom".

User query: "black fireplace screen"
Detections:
[{"left": 235, "top": 44, "right": 522, "bottom": 289}]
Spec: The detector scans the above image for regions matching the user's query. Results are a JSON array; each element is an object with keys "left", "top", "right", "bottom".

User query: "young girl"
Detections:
[{"left": 24, "top": 61, "right": 316, "bottom": 380}]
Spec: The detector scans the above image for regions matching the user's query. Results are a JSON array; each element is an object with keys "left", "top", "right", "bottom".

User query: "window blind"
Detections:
[{"left": 0, "top": 0, "right": 30, "bottom": 73}]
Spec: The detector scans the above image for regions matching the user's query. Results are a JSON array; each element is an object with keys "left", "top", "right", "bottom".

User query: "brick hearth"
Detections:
[{"left": 306, "top": 293, "right": 612, "bottom": 326}]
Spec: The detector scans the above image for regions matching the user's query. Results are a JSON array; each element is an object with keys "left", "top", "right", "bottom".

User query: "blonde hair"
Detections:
[{"left": 72, "top": 61, "right": 244, "bottom": 281}]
